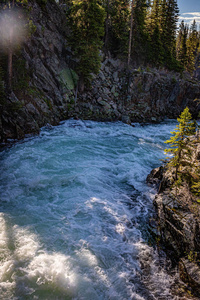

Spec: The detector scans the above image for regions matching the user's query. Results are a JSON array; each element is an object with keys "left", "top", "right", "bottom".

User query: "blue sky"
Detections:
[{"left": 177, "top": 0, "right": 200, "bottom": 26}]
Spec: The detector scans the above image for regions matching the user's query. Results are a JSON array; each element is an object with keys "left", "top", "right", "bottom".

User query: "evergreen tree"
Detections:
[
  {"left": 147, "top": 0, "right": 161, "bottom": 30},
  {"left": 150, "top": 24, "right": 164, "bottom": 65},
  {"left": 160, "top": 0, "right": 179, "bottom": 69},
  {"left": 131, "top": 0, "right": 150, "bottom": 65},
  {"left": 176, "top": 20, "right": 188, "bottom": 67},
  {"left": 102, "top": 0, "right": 130, "bottom": 57},
  {"left": 67, "top": 0, "right": 105, "bottom": 91},
  {"left": 186, "top": 20, "right": 199, "bottom": 74},
  {"left": 109, "top": 0, "right": 130, "bottom": 56},
  {"left": 147, "top": 0, "right": 164, "bottom": 65},
  {"left": 127, "top": 0, "right": 134, "bottom": 65},
  {"left": 165, "top": 107, "right": 196, "bottom": 186}
]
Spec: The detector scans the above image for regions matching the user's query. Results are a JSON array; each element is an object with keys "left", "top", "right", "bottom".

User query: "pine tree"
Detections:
[
  {"left": 165, "top": 107, "right": 197, "bottom": 186},
  {"left": 102, "top": 0, "right": 130, "bottom": 57},
  {"left": 186, "top": 20, "right": 199, "bottom": 74},
  {"left": 148, "top": 0, "right": 161, "bottom": 30},
  {"left": 176, "top": 20, "right": 188, "bottom": 67},
  {"left": 109, "top": 0, "right": 130, "bottom": 57},
  {"left": 147, "top": 0, "right": 164, "bottom": 65},
  {"left": 67, "top": 0, "right": 105, "bottom": 91},
  {"left": 131, "top": 0, "right": 150, "bottom": 65},
  {"left": 160, "top": 0, "right": 179, "bottom": 69}
]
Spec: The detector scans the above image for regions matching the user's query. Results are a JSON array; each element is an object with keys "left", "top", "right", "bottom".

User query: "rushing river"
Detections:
[{"left": 0, "top": 119, "right": 195, "bottom": 300}]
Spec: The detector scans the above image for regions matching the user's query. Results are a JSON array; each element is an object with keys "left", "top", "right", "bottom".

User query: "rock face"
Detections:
[
  {"left": 0, "top": 1, "right": 200, "bottom": 142},
  {"left": 0, "top": 1, "right": 73, "bottom": 142},
  {"left": 147, "top": 151, "right": 200, "bottom": 296},
  {"left": 75, "top": 60, "right": 200, "bottom": 123}
]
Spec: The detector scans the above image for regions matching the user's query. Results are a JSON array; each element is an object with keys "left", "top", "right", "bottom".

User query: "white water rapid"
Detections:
[{"left": 0, "top": 120, "right": 197, "bottom": 299}]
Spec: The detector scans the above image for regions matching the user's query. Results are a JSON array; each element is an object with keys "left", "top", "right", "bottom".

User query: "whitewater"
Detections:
[{"left": 0, "top": 119, "right": 196, "bottom": 299}]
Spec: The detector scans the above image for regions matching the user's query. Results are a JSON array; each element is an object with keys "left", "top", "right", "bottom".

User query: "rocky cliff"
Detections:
[
  {"left": 0, "top": 0, "right": 73, "bottom": 142},
  {"left": 75, "top": 59, "right": 200, "bottom": 124},
  {"left": 147, "top": 141, "right": 200, "bottom": 297},
  {"left": 0, "top": 1, "right": 200, "bottom": 143}
]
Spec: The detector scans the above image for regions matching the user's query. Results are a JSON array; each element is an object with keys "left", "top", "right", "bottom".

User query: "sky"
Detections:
[{"left": 177, "top": 0, "right": 200, "bottom": 26}]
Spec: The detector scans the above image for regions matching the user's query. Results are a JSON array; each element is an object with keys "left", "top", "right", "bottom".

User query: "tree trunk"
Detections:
[
  {"left": 7, "top": 49, "right": 13, "bottom": 92},
  {"left": 7, "top": 2, "right": 15, "bottom": 91},
  {"left": 128, "top": 0, "right": 134, "bottom": 66},
  {"left": 104, "top": 0, "right": 110, "bottom": 55},
  {"left": 78, "top": 75, "right": 85, "bottom": 93}
]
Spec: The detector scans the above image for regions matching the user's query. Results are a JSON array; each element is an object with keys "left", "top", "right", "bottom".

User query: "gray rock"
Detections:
[
  {"left": 108, "top": 58, "right": 121, "bottom": 68},
  {"left": 111, "top": 86, "right": 116, "bottom": 94},
  {"left": 122, "top": 115, "right": 131, "bottom": 124},
  {"left": 105, "top": 66, "right": 110, "bottom": 74},
  {"left": 147, "top": 153, "right": 200, "bottom": 296},
  {"left": 99, "top": 71, "right": 106, "bottom": 81},
  {"left": 113, "top": 71, "right": 119, "bottom": 82},
  {"left": 102, "top": 87, "right": 110, "bottom": 95},
  {"left": 179, "top": 258, "right": 200, "bottom": 295}
]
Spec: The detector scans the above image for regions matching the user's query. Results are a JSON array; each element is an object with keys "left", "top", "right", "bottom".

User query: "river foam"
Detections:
[{"left": 0, "top": 120, "right": 197, "bottom": 299}]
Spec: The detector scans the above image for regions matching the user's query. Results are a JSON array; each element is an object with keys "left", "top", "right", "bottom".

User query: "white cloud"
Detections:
[
  {"left": 179, "top": 12, "right": 200, "bottom": 26},
  {"left": 182, "top": 12, "right": 200, "bottom": 17}
]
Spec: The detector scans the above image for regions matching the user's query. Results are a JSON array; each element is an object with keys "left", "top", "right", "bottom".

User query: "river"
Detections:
[{"left": 0, "top": 119, "right": 195, "bottom": 299}]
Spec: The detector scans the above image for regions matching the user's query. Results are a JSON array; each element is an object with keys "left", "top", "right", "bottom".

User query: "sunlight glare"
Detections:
[{"left": 0, "top": 9, "right": 27, "bottom": 50}]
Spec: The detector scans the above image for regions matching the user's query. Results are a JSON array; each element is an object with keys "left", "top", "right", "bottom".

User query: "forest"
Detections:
[{"left": 0, "top": 0, "right": 200, "bottom": 92}]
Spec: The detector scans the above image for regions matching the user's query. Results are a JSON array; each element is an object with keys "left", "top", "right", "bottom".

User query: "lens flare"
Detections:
[{"left": 0, "top": 9, "right": 27, "bottom": 51}]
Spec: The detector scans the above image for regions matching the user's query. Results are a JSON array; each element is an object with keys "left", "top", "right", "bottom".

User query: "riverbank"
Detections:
[
  {"left": 147, "top": 139, "right": 200, "bottom": 297},
  {"left": 1, "top": 58, "right": 200, "bottom": 143}
]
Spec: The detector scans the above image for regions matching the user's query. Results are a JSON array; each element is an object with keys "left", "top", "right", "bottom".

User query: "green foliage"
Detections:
[
  {"left": 27, "top": 19, "right": 37, "bottom": 36},
  {"left": 176, "top": 20, "right": 188, "bottom": 67},
  {"left": 176, "top": 19, "right": 200, "bottom": 74},
  {"left": 8, "top": 101, "right": 24, "bottom": 111},
  {"left": 149, "top": 24, "right": 164, "bottom": 66},
  {"left": 186, "top": 20, "right": 199, "bottom": 74},
  {"left": 35, "top": 0, "right": 47, "bottom": 7},
  {"left": 144, "top": 0, "right": 180, "bottom": 69},
  {"left": 191, "top": 179, "right": 200, "bottom": 199},
  {"left": 131, "top": 0, "right": 150, "bottom": 64},
  {"left": 67, "top": 0, "right": 105, "bottom": 87},
  {"left": 166, "top": 54, "right": 184, "bottom": 72},
  {"left": 171, "top": 75, "right": 177, "bottom": 84},
  {"left": 105, "top": 0, "right": 130, "bottom": 57},
  {"left": 58, "top": 0, "right": 186, "bottom": 71},
  {"left": 165, "top": 107, "right": 197, "bottom": 184}
]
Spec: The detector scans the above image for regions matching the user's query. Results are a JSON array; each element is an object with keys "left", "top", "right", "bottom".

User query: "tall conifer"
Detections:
[
  {"left": 186, "top": 20, "right": 199, "bottom": 74},
  {"left": 147, "top": 0, "right": 163, "bottom": 65},
  {"left": 102, "top": 0, "right": 130, "bottom": 57},
  {"left": 67, "top": 0, "right": 105, "bottom": 91},
  {"left": 160, "top": 0, "right": 179, "bottom": 68},
  {"left": 176, "top": 20, "right": 188, "bottom": 67},
  {"left": 131, "top": 0, "right": 149, "bottom": 65},
  {"left": 165, "top": 107, "right": 196, "bottom": 185}
]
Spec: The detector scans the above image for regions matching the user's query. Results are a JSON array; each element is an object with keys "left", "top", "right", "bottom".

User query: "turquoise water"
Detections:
[{"left": 0, "top": 120, "right": 191, "bottom": 299}]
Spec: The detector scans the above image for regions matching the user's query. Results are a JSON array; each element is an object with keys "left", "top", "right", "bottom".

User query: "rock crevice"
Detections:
[{"left": 147, "top": 163, "right": 200, "bottom": 296}]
